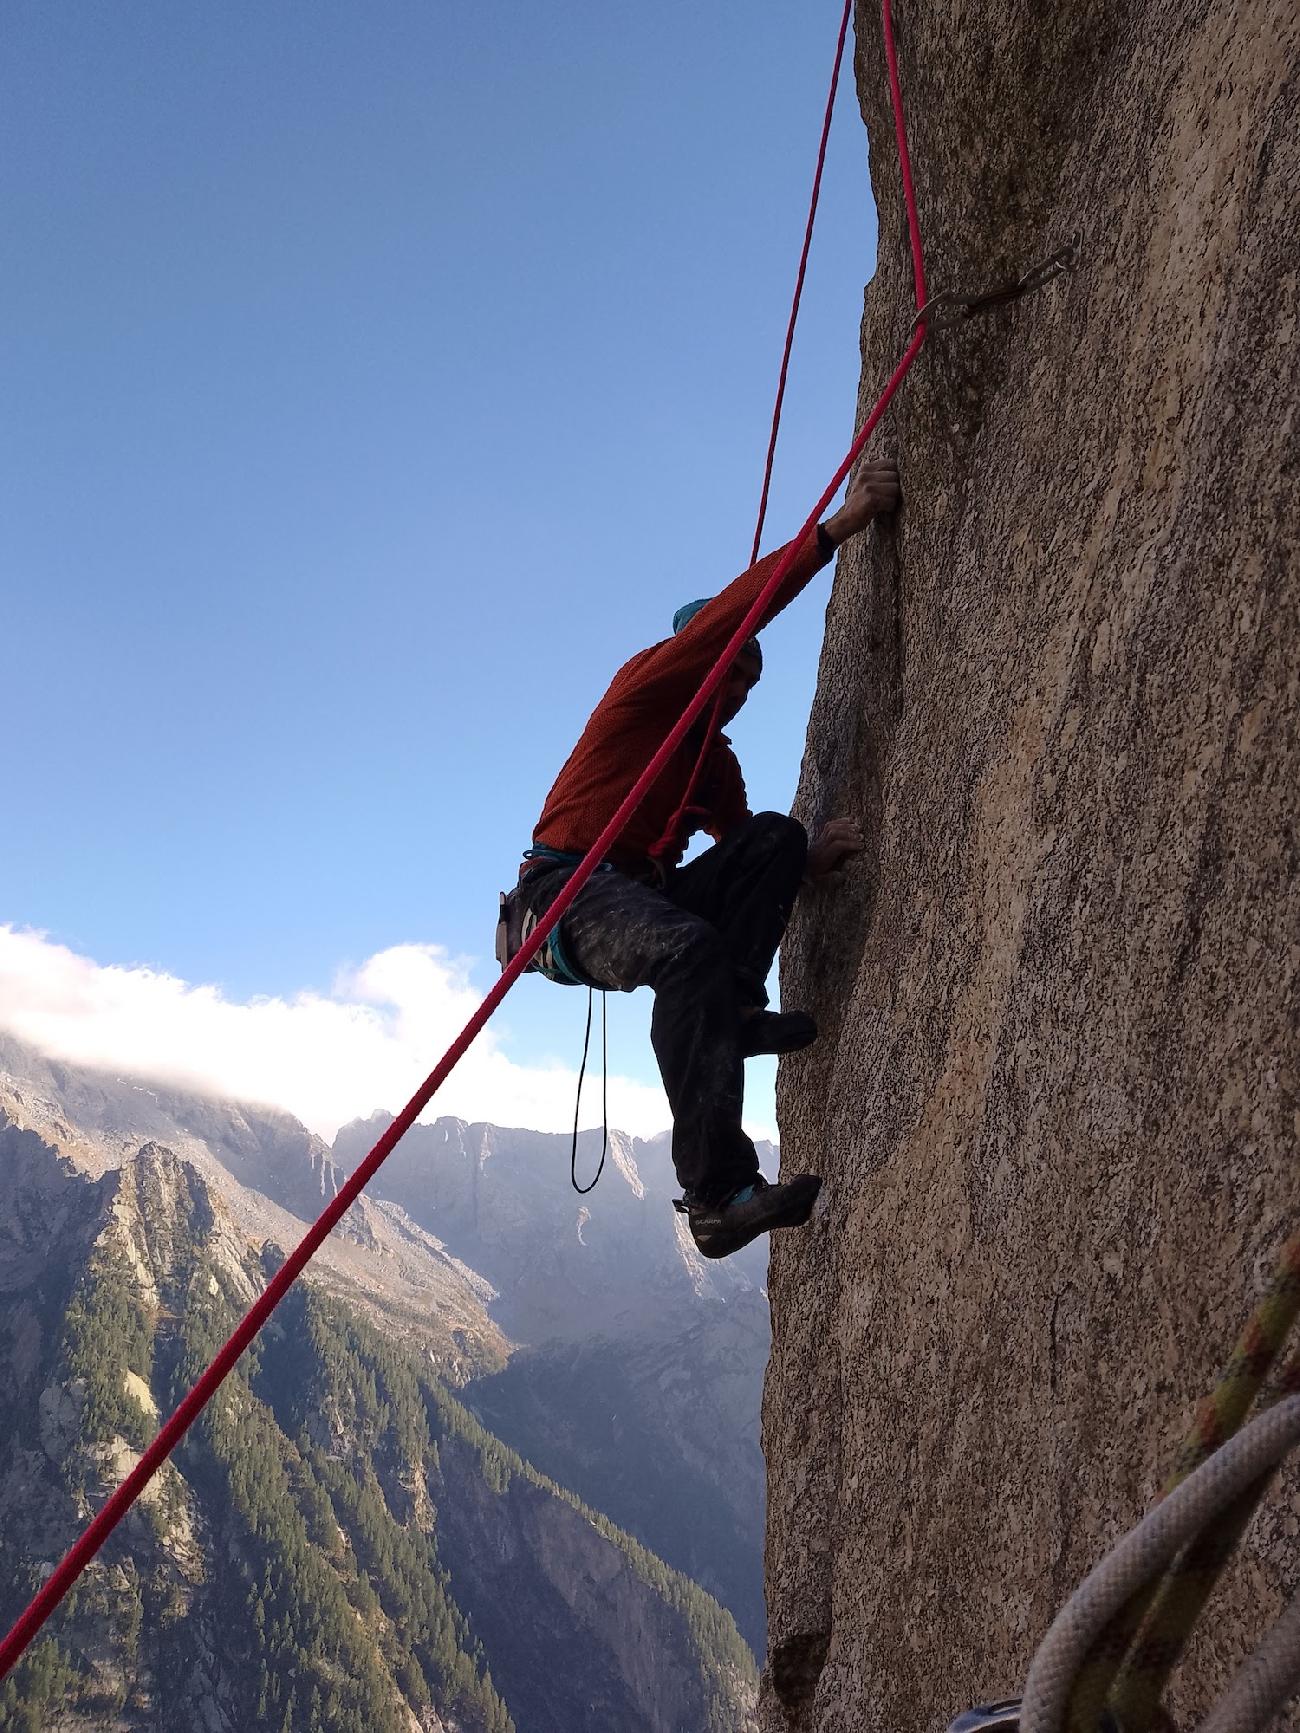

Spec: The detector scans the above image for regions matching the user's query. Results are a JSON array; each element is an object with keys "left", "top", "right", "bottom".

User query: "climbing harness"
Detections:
[
  {"left": 0, "top": 0, "right": 1075, "bottom": 1681},
  {"left": 909, "top": 235, "right": 1080, "bottom": 336},
  {"left": 499, "top": 847, "right": 615, "bottom": 988},
  {"left": 948, "top": 1228, "right": 1300, "bottom": 1733}
]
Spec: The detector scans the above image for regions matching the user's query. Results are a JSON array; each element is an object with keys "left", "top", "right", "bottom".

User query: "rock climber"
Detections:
[{"left": 498, "top": 458, "right": 901, "bottom": 1258}]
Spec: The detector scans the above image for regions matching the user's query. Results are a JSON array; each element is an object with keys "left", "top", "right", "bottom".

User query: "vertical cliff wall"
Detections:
[{"left": 763, "top": 0, "right": 1299, "bottom": 1727}]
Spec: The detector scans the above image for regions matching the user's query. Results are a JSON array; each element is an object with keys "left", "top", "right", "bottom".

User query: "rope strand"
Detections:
[
  {"left": 750, "top": 0, "right": 855, "bottom": 563},
  {"left": 1064, "top": 1229, "right": 1300, "bottom": 1733},
  {"left": 1021, "top": 1398, "right": 1300, "bottom": 1733},
  {"left": 570, "top": 988, "right": 610, "bottom": 1194}
]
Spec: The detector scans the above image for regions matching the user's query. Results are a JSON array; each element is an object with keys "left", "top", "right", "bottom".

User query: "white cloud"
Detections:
[{"left": 0, "top": 924, "right": 684, "bottom": 1141}]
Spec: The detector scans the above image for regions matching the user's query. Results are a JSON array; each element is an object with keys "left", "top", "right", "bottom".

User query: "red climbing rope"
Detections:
[
  {"left": 750, "top": 0, "right": 855, "bottom": 565},
  {"left": 0, "top": 0, "right": 931, "bottom": 1683},
  {"left": 881, "top": 0, "right": 927, "bottom": 308}
]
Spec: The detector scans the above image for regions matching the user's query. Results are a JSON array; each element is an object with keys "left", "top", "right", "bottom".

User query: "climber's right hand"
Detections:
[{"left": 821, "top": 459, "right": 901, "bottom": 545}]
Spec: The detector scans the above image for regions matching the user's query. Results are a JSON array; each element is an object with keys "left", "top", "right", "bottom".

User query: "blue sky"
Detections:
[{"left": 2, "top": 0, "right": 878, "bottom": 1141}]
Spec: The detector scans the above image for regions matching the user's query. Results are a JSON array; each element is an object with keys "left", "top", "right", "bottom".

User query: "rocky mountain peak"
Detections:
[
  {"left": 0, "top": 1113, "right": 759, "bottom": 1732},
  {"left": 0, "top": 1029, "right": 774, "bottom": 1694},
  {"left": 104, "top": 1143, "right": 257, "bottom": 1312}
]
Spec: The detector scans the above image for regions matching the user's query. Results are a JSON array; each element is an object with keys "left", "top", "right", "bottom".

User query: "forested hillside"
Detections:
[{"left": 0, "top": 1134, "right": 757, "bottom": 1732}]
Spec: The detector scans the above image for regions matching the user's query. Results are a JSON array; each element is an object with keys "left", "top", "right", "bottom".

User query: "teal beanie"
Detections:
[{"left": 672, "top": 599, "right": 762, "bottom": 669}]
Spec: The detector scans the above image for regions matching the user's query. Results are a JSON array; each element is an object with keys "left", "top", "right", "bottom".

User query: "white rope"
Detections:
[
  {"left": 1018, "top": 1396, "right": 1300, "bottom": 1733},
  {"left": 1197, "top": 1587, "right": 1300, "bottom": 1733}
]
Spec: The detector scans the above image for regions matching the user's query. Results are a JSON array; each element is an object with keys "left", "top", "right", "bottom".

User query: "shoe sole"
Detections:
[{"left": 691, "top": 1176, "right": 822, "bottom": 1260}]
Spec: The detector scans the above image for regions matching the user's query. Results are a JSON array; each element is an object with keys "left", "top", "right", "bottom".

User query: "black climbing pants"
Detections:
[{"left": 518, "top": 813, "right": 808, "bottom": 1205}]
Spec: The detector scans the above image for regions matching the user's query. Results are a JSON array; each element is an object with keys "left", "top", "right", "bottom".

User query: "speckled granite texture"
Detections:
[{"left": 761, "top": 0, "right": 1299, "bottom": 1727}]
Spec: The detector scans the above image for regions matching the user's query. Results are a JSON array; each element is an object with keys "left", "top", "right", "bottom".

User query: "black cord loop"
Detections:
[{"left": 570, "top": 986, "right": 609, "bottom": 1194}]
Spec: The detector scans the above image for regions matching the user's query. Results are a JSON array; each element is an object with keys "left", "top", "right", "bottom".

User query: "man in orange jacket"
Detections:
[{"left": 504, "top": 458, "right": 900, "bottom": 1258}]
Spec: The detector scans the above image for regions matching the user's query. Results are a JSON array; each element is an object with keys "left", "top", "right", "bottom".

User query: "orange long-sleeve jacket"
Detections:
[{"left": 531, "top": 527, "right": 833, "bottom": 872}]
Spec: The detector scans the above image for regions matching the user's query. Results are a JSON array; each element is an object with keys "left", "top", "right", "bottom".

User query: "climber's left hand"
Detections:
[{"left": 805, "top": 818, "right": 865, "bottom": 880}]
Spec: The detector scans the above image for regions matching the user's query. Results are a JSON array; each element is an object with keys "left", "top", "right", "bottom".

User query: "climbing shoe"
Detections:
[
  {"left": 675, "top": 1173, "right": 822, "bottom": 1260},
  {"left": 739, "top": 1010, "right": 818, "bottom": 1058}
]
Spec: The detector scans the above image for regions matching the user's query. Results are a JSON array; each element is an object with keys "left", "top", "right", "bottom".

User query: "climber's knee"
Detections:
[
  {"left": 652, "top": 914, "right": 731, "bottom": 992},
  {"left": 746, "top": 811, "right": 809, "bottom": 868}
]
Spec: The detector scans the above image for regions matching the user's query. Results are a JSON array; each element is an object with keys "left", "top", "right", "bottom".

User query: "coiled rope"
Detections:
[
  {"left": 1065, "top": 1228, "right": 1300, "bottom": 1733},
  {"left": 1021, "top": 1396, "right": 1300, "bottom": 1733},
  {"left": 996, "top": 1227, "right": 1300, "bottom": 1733}
]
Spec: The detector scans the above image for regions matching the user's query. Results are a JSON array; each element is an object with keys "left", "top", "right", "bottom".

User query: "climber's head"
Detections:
[
  {"left": 672, "top": 599, "right": 763, "bottom": 723},
  {"left": 720, "top": 644, "right": 763, "bottom": 722}
]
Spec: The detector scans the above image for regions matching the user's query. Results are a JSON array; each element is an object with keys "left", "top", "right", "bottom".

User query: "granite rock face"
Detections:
[{"left": 762, "top": 0, "right": 1299, "bottom": 1728}]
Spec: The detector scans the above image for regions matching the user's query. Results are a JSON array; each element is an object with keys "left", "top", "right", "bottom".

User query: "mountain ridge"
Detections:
[{"left": 0, "top": 1031, "right": 770, "bottom": 1719}]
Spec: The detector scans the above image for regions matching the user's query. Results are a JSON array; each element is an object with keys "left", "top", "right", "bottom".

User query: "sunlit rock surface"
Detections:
[{"left": 761, "top": 0, "right": 1299, "bottom": 1727}]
